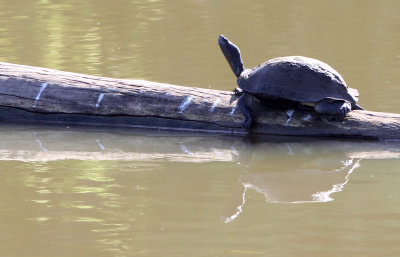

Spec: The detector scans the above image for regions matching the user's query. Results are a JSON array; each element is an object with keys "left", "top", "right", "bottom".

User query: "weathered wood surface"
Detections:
[{"left": 0, "top": 61, "right": 400, "bottom": 140}]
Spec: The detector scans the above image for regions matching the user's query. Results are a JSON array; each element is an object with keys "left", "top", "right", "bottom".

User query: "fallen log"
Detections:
[{"left": 0, "top": 62, "right": 399, "bottom": 140}]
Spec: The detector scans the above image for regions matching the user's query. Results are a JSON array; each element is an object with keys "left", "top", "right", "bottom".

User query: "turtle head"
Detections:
[{"left": 218, "top": 35, "right": 244, "bottom": 78}]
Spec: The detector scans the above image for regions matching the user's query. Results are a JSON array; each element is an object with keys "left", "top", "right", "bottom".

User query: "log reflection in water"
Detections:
[{"left": 222, "top": 139, "right": 400, "bottom": 223}]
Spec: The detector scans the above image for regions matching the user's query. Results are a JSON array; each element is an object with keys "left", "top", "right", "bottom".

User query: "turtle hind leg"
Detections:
[
  {"left": 237, "top": 93, "right": 255, "bottom": 130},
  {"left": 314, "top": 98, "right": 352, "bottom": 117}
]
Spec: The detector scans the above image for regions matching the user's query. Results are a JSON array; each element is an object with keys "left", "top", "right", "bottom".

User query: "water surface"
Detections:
[{"left": 0, "top": 1, "right": 400, "bottom": 256}]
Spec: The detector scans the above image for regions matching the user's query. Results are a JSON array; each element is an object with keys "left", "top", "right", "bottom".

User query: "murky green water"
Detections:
[{"left": 0, "top": 1, "right": 400, "bottom": 256}]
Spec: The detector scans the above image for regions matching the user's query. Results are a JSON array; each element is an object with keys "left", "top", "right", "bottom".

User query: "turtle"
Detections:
[{"left": 218, "top": 35, "right": 363, "bottom": 129}]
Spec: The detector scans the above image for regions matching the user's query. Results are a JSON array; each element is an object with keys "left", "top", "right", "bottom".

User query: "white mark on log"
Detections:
[
  {"left": 96, "top": 139, "right": 105, "bottom": 150},
  {"left": 229, "top": 107, "right": 236, "bottom": 115},
  {"left": 32, "top": 83, "right": 48, "bottom": 107},
  {"left": 95, "top": 93, "right": 104, "bottom": 107},
  {"left": 178, "top": 96, "right": 193, "bottom": 113},
  {"left": 36, "top": 139, "right": 48, "bottom": 152},
  {"left": 285, "top": 109, "right": 294, "bottom": 126},
  {"left": 210, "top": 98, "right": 221, "bottom": 112},
  {"left": 303, "top": 114, "right": 312, "bottom": 121}
]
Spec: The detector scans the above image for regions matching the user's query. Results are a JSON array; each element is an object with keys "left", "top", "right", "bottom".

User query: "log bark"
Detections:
[{"left": 0, "top": 61, "right": 399, "bottom": 140}]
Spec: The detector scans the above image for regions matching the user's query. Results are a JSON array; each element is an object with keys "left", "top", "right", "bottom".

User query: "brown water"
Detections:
[{"left": 0, "top": 1, "right": 400, "bottom": 256}]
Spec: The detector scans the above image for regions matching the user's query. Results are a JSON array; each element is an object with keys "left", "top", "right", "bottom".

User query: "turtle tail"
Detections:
[
  {"left": 352, "top": 103, "right": 364, "bottom": 110},
  {"left": 218, "top": 35, "right": 244, "bottom": 78}
]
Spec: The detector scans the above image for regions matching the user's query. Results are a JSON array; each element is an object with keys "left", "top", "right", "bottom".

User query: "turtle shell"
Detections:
[{"left": 237, "top": 56, "right": 359, "bottom": 104}]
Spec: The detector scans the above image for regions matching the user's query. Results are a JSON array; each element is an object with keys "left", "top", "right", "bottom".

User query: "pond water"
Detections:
[{"left": 0, "top": 1, "right": 400, "bottom": 256}]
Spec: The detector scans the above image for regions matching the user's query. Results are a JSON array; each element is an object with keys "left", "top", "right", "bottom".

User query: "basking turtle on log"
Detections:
[{"left": 218, "top": 35, "right": 364, "bottom": 129}]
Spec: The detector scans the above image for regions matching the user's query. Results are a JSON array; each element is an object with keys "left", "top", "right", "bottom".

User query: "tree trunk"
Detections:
[{"left": 0, "top": 62, "right": 399, "bottom": 140}]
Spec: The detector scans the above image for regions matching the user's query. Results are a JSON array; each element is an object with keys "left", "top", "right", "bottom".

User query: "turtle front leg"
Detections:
[
  {"left": 314, "top": 98, "right": 352, "bottom": 117},
  {"left": 237, "top": 93, "right": 255, "bottom": 129}
]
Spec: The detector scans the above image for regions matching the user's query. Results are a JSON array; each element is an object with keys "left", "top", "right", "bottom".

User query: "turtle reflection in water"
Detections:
[{"left": 218, "top": 35, "right": 363, "bottom": 129}]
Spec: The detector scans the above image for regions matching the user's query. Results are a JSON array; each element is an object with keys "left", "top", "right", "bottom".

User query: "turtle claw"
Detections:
[
  {"left": 338, "top": 102, "right": 351, "bottom": 116},
  {"left": 242, "top": 119, "right": 252, "bottom": 130},
  {"left": 233, "top": 87, "right": 243, "bottom": 96}
]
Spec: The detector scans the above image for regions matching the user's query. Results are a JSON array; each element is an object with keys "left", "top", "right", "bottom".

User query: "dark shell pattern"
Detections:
[{"left": 237, "top": 56, "right": 359, "bottom": 104}]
